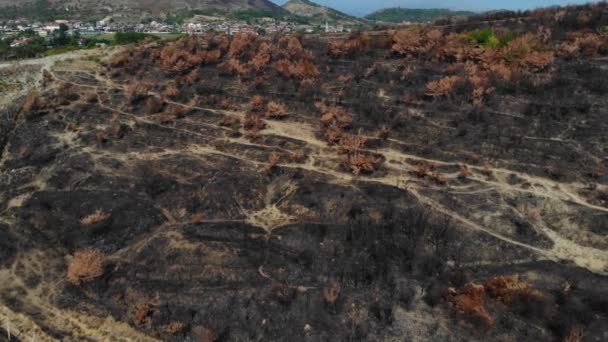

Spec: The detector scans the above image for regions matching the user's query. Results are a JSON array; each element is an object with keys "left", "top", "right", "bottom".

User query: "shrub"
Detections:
[
  {"left": 264, "top": 153, "right": 281, "bottom": 173},
  {"left": 21, "top": 92, "right": 45, "bottom": 113},
  {"left": 66, "top": 249, "right": 104, "bottom": 285},
  {"left": 342, "top": 153, "right": 382, "bottom": 175},
  {"left": 425, "top": 76, "right": 462, "bottom": 97},
  {"left": 323, "top": 280, "right": 341, "bottom": 306},
  {"left": 274, "top": 59, "right": 320, "bottom": 81},
  {"left": 445, "top": 283, "right": 495, "bottom": 328},
  {"left": 320, "top": 106, "right": 352, "bottom": 129},
  {"left": 291, "top": 149, "right": 307, "bottom": 163},
  {"left": 228, "top": 33, "right": 257, "bottom": 58},
  {"left": 163, "top": 85, "right": 179, "bottom": 98},
  {"left": 563, "top": 326, "right": 584, "bottom": 342},
  {"left": 467, "top": 28, "right": 501, "bottom": 48},
  {"left": 145, "top": 96, "right": 165, "bottom": 114},
  {"left": 392, "top": 27, "right": 443, "bottom": 57},
  {"left": 164, "top": 321, "right": 186, "bottom": 334},
  {"left": 125, "top": 81, "right": 149, "bottom": 102},
  {"left": 327, "top": 33, "right": 370, "bottom": 58},
  {"left": 192, "top": 325, "right": 218, "bottom": 342},
  {"left": 484, "top": 275, "right": 545, "bottom": 305},
  {"left": 80, "top": 209, "right": 108, "bottom": 226},
  {"left": 266, "top": 101, "right": 289, "bottom": 119},
  {"left": 132, "top": 303, "right": 153, "bottom": 326},
  {"left": 250, "top": 95, "right": 265, "bottom": 112}
]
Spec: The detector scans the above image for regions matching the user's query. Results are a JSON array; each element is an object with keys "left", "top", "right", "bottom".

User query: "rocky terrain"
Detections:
[{"left": 1, "top": 2, "right": 608, "bottom": 341}]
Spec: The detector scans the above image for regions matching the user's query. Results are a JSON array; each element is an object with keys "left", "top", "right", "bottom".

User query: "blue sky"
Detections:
[{"left": 271, "top": 0, "right": 600, "bottom": 17}]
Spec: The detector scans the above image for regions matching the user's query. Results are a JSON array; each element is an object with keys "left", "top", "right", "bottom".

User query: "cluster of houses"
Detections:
[
  {"left": 1, "top": 17, "right": 353, "bottom": 42},
  {"left": 0, "top": 19, "right": 68, "bottom": 37}
]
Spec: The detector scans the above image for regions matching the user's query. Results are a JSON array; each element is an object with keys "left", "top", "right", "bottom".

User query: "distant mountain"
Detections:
[
  {"left": 282, "top": 0, "right": 361, "bottom": 24},
  {"left": 0, "top": 0, "right": 283, "bottom": 17},
  {"left": 365, "top": 7, "right": 475, "bottom": 23}
]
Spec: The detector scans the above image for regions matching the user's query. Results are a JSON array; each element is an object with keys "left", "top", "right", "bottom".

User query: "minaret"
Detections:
[{"left": 325, "top": 21, "right": 329, "bottom": 32}]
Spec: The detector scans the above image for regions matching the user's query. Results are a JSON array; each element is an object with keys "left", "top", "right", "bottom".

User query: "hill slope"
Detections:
[
  {"left": 282, "top": 0, "right": 360, "bottom": 24},
  {"left": 0, "top": 0, "right": 282, "bottom": 16},
  {"left": 365, "top": 7, "right": 475, "bottom": 23}
]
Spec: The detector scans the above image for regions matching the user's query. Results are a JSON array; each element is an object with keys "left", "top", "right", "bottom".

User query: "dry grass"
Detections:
[
  {"left": 66, "top": 249, "right": 105, "bottom": 285},
  {"left": 563, "top": 326, "right": 584, "bottom": 342},
  {"left": 80, "top": 209, "right": 108, "bottom": 226},
  {"left": 164, "top": 321, "right": 186, "bottom": 334}
]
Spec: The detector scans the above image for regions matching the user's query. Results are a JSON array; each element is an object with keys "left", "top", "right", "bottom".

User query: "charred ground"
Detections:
[{"left": 1, "top": 2, "right": 608, "bottom": 341}]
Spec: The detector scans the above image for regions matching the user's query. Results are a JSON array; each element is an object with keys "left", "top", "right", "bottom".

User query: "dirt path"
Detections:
[{"left": 47, "top": 64, "right": 608, "bottom": 275}]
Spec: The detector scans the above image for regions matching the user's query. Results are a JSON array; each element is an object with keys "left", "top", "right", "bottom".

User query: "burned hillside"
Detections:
[{"left": 1, "top": 2, "right": 608, "bottom": 341}]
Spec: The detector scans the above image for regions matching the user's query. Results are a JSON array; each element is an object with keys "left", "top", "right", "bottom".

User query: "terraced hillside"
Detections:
[{"left": 1, "top": 3, "right": 608, "bottom": 341}]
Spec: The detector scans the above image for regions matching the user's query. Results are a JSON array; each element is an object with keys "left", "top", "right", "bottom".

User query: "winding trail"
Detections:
[{"left": 45, "top": 62, "right": 608, "bottom": 275}]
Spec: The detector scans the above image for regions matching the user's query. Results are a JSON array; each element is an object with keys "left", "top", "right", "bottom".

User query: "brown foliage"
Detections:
[
  {"left": 125, "top": 81, "right": 149, "bottom": 102},
  {"left": 145, "top": 96, "right": 165, "bottom": 114},
  {"left": 563, "top": 326, "right": 585, "bottom": 342},
  {"left": 168, "top": 105, "right": 187, "bottom": 119},
  {"left": 265, "top": 153, "right": 281, "bottom": 173},
  {"left": 228, "top": 33, "right": 258, "bottom": 58},
  {"left": 484, "top": 275, "right": 546, "bottom": 305},
  {"left": 559, "top": 33, "right": 607, "bottom": 57},
  {"left": 21, "top": 92, "right": 45, "bottom": 113},
  {"left": 425, "top": 75, "right": 462, "bottom": 97},
  {"left": 392, "top": 27, "right": 443, "bottom": 57},
  {"left": 192, "top": 325, "right": 218, "bottom": 342},
  {"left": 266, "top": 101, "right": 289, "bottom": 119},
  {"left": 412, "top": 162, "right": 435, "bottom": 178},
  {"left": 163, "top": 85, "right": 179, "bottom": 98},
  {"left": 327, "top": 33, "right": 370, "bottom": 58},
  {"left": 320, "top": 106, "right": 352, "bottom": 129},
  {"left": 66, "top": 249, "right": 104, "bottom": 285},
  {"left": 445, "top": 283, "right": 495, "bottom": 328},
  {"left": 249, "top": 41, "right": 273, "bottom": 71},
  {"left": 338, "top": 132, "right": 367, "bottom": 155},
  {"left": 164, "top": 321, "right": 186, "bottom": 334},
  {"left": 243, "top": 114, "right": 266, "bottom": 137},
  {"left": 132, "top": 303, "right": 153, "bottom": 326},
  {"left": 220, "top": 58, "right": 250, "bottom": 76},
  {"left": 325, "top": 124, "right": 344, "bottom": 144},
  {"left": 458, "top": 165, "right": 472, "bottom": 179},
  {"left": 446, "top": 275, "right": 546, "bottom": 329},
  {"left": 342, "top": 153, "right": 382, "bottom": 176},
  {"left": 250, "top": 95, "right": 265, "bottom": 112},
  {"left": 274, "top": 59, "right": 320, "bottom": 81},
  {"left": 158, "top": 35, "right": 226, "bottom": 74}
]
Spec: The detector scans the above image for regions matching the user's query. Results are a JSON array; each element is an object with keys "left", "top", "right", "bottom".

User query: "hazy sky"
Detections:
[{"left": 271, "top": 0, "right": 600, "bottom": 16}]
